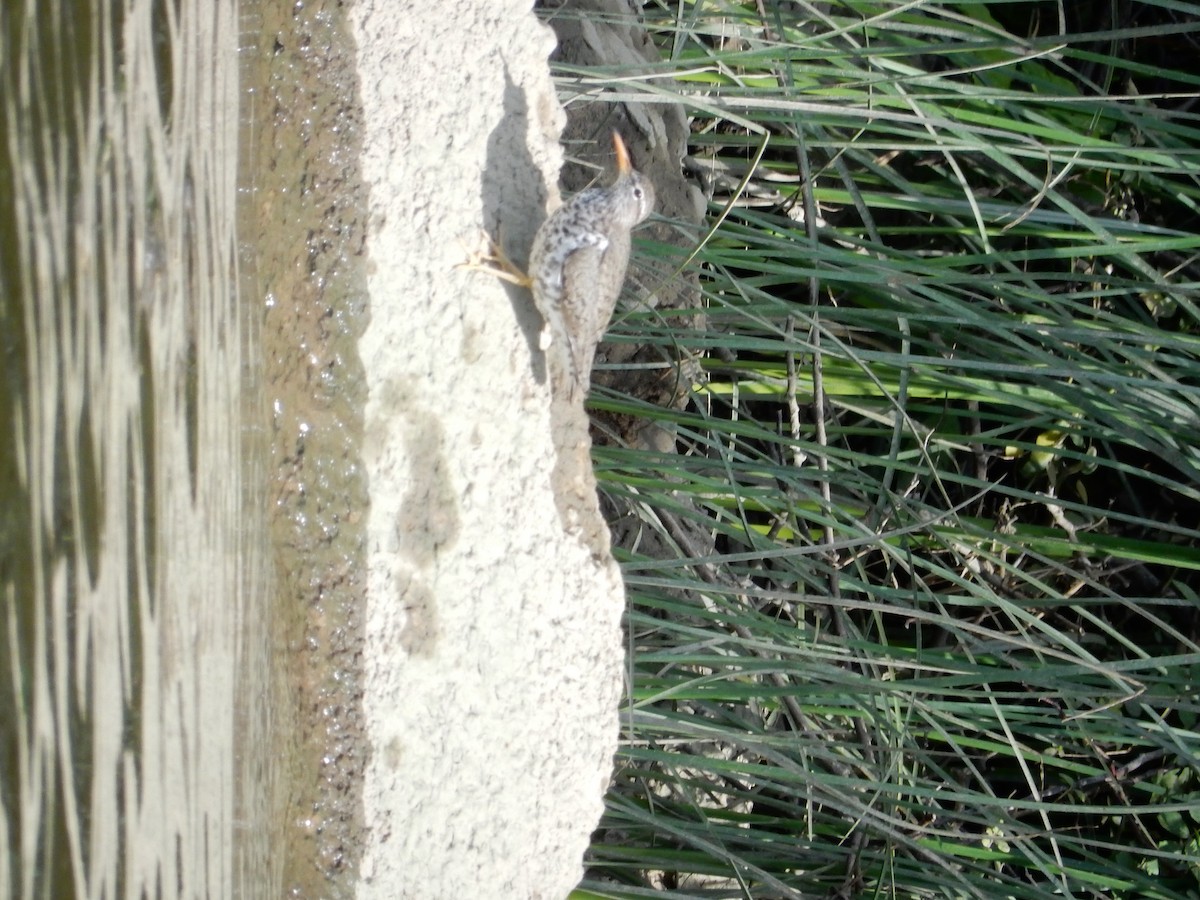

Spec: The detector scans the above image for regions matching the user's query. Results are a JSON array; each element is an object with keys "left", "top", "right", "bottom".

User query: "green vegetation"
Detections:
[{"left": 562, "top": 1, "right": 1200, "bottom": 896}]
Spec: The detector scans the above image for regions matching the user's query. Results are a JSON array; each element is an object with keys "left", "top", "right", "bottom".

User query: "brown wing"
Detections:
[
  {"left": 559, "top": 232, "right": 632, "bottom": 394},
  {"left": 557, "top": 242, "right": 607, "bottom": 394}
]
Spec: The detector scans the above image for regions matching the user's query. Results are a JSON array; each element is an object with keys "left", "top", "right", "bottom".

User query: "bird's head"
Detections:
[{"left": 611, "top": 131, "right": 655, "bottom": 228}]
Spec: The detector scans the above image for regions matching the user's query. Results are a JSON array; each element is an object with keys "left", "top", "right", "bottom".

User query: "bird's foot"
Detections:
[{"left": 458, "top": 227, "right": 531, "bottom": 288}]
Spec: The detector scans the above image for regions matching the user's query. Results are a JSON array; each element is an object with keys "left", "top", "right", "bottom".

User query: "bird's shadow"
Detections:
[{"left": 480, "top": 65, "right": 550, "bottom": 384}]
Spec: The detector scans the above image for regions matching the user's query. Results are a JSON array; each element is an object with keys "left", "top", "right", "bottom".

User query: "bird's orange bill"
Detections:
[{"left": 612, "top": 130, "right": 631, "bottom": 175}]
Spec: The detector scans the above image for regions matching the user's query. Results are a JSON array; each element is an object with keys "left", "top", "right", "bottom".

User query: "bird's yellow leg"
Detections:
[{"left": 458, "top": 226, "right": 531, "bottom": 288}]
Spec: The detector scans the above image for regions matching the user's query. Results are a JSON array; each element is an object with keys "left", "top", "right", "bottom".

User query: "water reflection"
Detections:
[{"left": 0, "top": 1, "right": 274, "bottom": 896}]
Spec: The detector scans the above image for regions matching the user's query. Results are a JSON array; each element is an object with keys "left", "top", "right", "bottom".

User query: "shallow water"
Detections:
[{"left": 0, "top": 2, "right": 279, "bottom": 896}]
